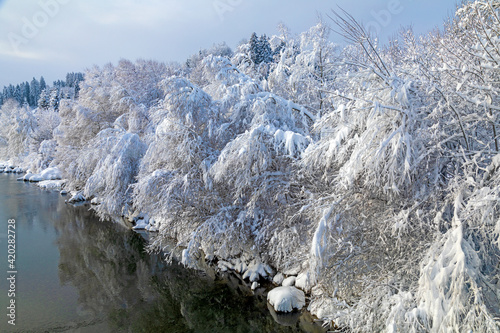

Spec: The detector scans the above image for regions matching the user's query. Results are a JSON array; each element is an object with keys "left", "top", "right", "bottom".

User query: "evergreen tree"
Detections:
[
  {"left": 53, "top": 80, "right": 65, "bottom": 88},
  {"left": 66, "top": 72, "right": 74, "bottom": 87},
  {"left": 65, "top": 72, "right": 84, "bottom": 98},
  {"left": 8, "top": 85, "right": 15, "bottom": 99},
  {"left": 248, "top": 33, "right": 273, "bottom": 66},
  {"left": 49, "top": 88, "right": 60, "bottom": 111},
  {"left": 22, "top": 82, "right": 30, "bottom": 106},
  {"left": 39, "top": 76, "right": 47, "bottom": 93},
  {"left": 13, "top": 85, "right": 22, "bottom": 104},
  {"left": 258, "top": 34, "right": 273, "bottom": 64},
  {"left": 30, "top": 78, "right": 40, "bottom": 107},
  {"left": 38, "top": 89, "right": 50, "bottom": 110},
  {"left": 249, "top": 32, "right": 260, "bottom": 64}
]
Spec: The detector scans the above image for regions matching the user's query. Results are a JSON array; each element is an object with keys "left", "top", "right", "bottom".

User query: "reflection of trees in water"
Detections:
[
  {"left": 54, "top": 204, "right": 318, "bottom": 332},
  {"left": 54, "top": 204, "right": 154, "bottom": 319},
  {"left": 0, "top": 175, "right": 62, "bottom": 231}
]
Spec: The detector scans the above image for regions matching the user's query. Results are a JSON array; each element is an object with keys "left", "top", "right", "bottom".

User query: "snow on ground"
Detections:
[
  {"left": 282, "top": 276, "right": 296, "bottom": 286},
  {"left": 232, "top": 259, "right": 248, "bottom": 274},
  {"left": 132, "top": 218, "right": 149, "bottom": 230},
  {"left": 23, "top": 167, "right": 63, "bottom": 182},
  {"left": 40, "top": 167, "right": 62, "bottom": 180},
  {"left": 308, "top": 296, "right": 348, "bottom": 321},
  {"left": 295, "top": 272, "right": 315, "bottom": 292},
  {"left": 273, "top": 273, "right": 284, "bottom": 285},
  {"left": 242, "top": 261, "right": 274, "bottom": 282},
  {"left": 0, "top": 162, "right": 24, "bottom": 174},
  {"left": 37, "top": 179, "right": 66, "bottom": 190},
  {"left": 267, "top": 286, "right": 306, "bottom": 313},
  {"left": 218, "top": 260, "right": 234, "bottom": 272},
  {"left": 131, "top": 215, "right": 158, "bottom": 232},
  {"left": 282, "top": 264, "right": 302, "bottom": 276}
]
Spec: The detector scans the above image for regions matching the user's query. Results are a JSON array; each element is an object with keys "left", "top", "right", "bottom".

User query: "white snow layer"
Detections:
[
  {"left": 282, "top": 276, "right": 296, "bottom": 286},
  {"left": 0, "top": 163, "right": 24, "bottom": 174},
  {"left": 242, "top": 261, "right": 274, "bottom": 282},
  {"left": 295, "top": 272, "right": 315, "bottom": 292},
  {"left": 24, "top": 167, "right": 62, "bottom": 182},
  {"left": 273, "top": 273, "right": 285, "bottom": 285},
  {"left": 274, "top": 129, "right": 309, "bottom": 157},
  {"left": 37, "top": 179, "right": 65, "bottom": 190},
  {"left": 267, "top": 286, "right": 306, "bottom": 313}
]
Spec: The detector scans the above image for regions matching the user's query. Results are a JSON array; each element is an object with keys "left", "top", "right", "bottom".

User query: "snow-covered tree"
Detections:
[
  {"left": 0, "top": 99, "right": 36, "bottom": 161},
  {"left": 29, "top": 77, "right": 41, "bottom": 107},
  {"left": 132, "top": 75, "right": 225, "bottom": 254},
  {"left": 49, "top": 88, "right": 60, "bottom": 111},
  {"left": 37, "top": 88, "right": 50, "bottom": 110},
  {"left": 84, "top": 129, "right": 146, "bottom": 218}
]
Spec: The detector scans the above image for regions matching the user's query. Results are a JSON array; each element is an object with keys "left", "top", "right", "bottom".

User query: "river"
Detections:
[{"left": 0, "top": 174, "right": 324, "bottom": 333}]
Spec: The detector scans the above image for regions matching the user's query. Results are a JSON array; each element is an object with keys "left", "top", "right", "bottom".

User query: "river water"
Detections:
[{"left": 0, "top": 174, "right": 324, "bottom": 333}]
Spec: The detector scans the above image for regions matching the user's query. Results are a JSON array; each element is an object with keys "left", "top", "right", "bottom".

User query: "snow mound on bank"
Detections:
[
  {"left": 218, "top": 260, "right": 234, "bottom": 272},
  {"left": 28, "top": 174, "right": 43, "bottom": 182},
  {"left": 21, "top": 172, "right": 33, "bottom": 180},
  {"left": 40, "top": 167, "right": 62, "bottom": 180},
  {"left": 273, "top": 273, "right": 284, "bottom": 285},
  {"left": 12, "top": 167, "right": 24, "bottom": 173},
  {"left": 0, "top": 163, "right": 24, "bottom": 174},
  {"left": 25, "top": 167, "right": 63, "bottom": 182},
  {"left": 37, "top": 180, "right": 66, "bottom": 190},
  {"left": 267, "top": 286, "right": 305, "bottom": 313},
  {"left": 133, "top": 219, "right": 148, "bottom": 230},
  {"left": 242, "top": 261, "right": 274, "bottom": 282},
  {"left": 295, "top": 271, "right": 315, "bottom": 292},
  {"left": 282, "top": 276, "right": 296, "bottom": 286},
  {"left": 131, "top": 215, "right": 158, "bottom": 232}
]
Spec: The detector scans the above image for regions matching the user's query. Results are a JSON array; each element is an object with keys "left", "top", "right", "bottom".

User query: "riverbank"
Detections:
[{"left": 0, "top": 171, "right": 326, "bottom": 332}]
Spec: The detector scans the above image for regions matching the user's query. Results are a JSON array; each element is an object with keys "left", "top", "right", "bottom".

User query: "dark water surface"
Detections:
[{"left": 0, "top": 174, "right": 323, "bottom": 333}]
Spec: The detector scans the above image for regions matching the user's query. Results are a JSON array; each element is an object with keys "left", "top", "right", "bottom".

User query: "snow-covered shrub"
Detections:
[
  {"left": 0, "top": 100, "right": 36, "bottom": 163},
  {"left": 301, "top": 4, "right": 500, "bottom": 331},
  {"left": 133, "top": 76, "right": 223, "bottom": 246},
  {"left": 84, "top": 130, "right": 146, "bottom": 218},
  {"left": 269, "top": 20, "right": 338, "bottom": 118}
]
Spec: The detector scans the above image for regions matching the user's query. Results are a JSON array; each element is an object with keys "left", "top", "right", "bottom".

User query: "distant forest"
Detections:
[{"left": 0, "top": 72, "right": 84, "bottom": 109}]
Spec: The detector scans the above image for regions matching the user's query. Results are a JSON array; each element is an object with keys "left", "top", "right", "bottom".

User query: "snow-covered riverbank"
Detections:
[{"left": 4, "top": 163, "right": 319, "bottom": 322}]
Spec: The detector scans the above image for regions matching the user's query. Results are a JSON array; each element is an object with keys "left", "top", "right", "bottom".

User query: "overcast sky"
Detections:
[{"left": 0, "top": 0, "right": 458, "bottom": 88}]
